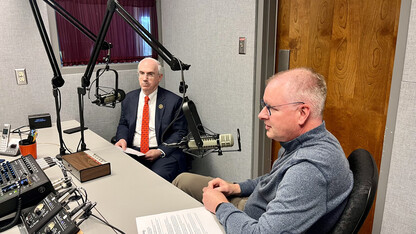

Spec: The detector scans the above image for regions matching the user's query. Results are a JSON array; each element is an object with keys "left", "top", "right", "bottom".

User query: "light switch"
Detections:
[
  {"left": 15, "top": 68, "right": 28, "bottom": 85},
  {"left": 239, "top": 37, "right": 246, "bottom": 54}
]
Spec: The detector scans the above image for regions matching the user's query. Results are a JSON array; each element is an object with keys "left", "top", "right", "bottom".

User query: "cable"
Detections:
[
  {"left": 91, "top": 213, "right": 125, "bottom": 234},
  {"left": 0, "top": 198, "right": 22, "bottom": 232},
  {"left": 87, "top": 68, "right": 105, "bottom": 101},
  {"left": 11, "top": 125, "right": 30, "bottom": 134},
  {"left": 88, "top": 55, "right": 116, "bottom": 103},
  {"left": 61, "top": 140, "right": 73, "bottom": 154},
  {"left": 57, "top": 87, "right": 62, "bottom": 112},
  {"left": 0, "top": 174, "right": 26, "bottom": 232},
  {"left": 77, "top": 91, "right": 85, "bottom": 152},
  {"left": 76, "top": 138, "right": 82, "bottom": 153},
  {"left": 76, "top": 83, "right": 88, "bottom": 150},
  {"left": 201, "top": 125, "right": 217, "bottom": 135},
  {"left": 53, "top": 177, "right": 123, "bottom": 233},
  {"left": 54, "top": 88, "right": 73, "bottom": 155},
  {"left": 76, "top": 187, "right": 87, "bottom": 204},
  {"left": 160, "top": 60, "right": 187, "bottom": 144}
]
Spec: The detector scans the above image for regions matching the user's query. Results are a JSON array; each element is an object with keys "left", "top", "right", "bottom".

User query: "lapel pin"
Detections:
[{"left": 159, "top": 104, "right": 164, "bottom": 109}]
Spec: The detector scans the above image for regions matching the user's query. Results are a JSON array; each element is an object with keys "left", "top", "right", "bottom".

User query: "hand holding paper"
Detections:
[{"left": 116, "top": 146, "right": 145, "bottom": 157}]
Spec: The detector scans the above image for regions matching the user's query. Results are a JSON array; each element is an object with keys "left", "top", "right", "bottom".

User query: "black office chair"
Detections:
[{"left": 330, "top": 149, "right": 379, "bottom": 234}]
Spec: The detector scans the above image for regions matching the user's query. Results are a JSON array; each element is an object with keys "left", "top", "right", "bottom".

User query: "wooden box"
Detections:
[{"left": 62, "top": 151, "right": 111, "bottom": 182}]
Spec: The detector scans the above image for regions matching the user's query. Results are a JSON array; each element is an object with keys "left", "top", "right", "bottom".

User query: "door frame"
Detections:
[
  {"left": 373, "top": 0, "right": 411, "bottom": 232},
  {"left": 252, "top": 0, "right": 279, "bottom": 177}
]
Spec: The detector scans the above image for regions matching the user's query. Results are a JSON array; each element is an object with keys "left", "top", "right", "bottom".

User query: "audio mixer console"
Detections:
[{"left": 0, "top": 155, "right": 53, "bottom": 218}]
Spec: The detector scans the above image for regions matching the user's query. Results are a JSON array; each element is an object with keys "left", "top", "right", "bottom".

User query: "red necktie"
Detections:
[{"left": 140, "top": 96, "right": 150, "bottom": 153}]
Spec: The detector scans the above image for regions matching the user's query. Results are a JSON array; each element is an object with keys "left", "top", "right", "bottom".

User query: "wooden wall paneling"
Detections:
[
  {"left": 277, "top": 0, "right": 290, "bottom": 50},
  {"left": 306, "top": 0, "right": 334, "bottom": 79},
  {"left": 288, "top": 0, "right": 310, "bottom": 67},
  {"left": 326, "top": 2, "right": 376, "bottom": 231},
  {"left": 325, "top": 0, "right": 360, "bottom": 155},
  {"left": 326, "top": 1, "right": 400, "bottom": 233}
]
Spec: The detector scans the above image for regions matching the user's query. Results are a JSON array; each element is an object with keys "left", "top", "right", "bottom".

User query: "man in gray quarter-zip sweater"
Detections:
[{"left": 173, "top": 67, "right": 353, "bottom": 234}]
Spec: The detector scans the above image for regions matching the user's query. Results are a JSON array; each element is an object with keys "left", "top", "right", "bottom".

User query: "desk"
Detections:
[{"left": 1, "top": 120, "right": 223, "bottom": 233}]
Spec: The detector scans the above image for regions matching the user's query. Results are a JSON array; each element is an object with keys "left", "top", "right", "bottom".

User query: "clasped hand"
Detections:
[{"left": 202, "top": 178, "right": 241, "bottom": 214}]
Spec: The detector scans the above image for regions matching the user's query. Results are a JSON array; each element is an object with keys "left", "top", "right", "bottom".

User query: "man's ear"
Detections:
[{"left": 298, "top": 105, "right": 310, "bottom": 125}]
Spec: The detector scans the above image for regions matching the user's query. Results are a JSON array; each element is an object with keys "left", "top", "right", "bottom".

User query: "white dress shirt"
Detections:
[{"left": 132, "top": 89, "right": 158, "bottom": 148}]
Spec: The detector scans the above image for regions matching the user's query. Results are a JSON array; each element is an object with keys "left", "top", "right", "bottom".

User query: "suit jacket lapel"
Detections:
[
  {"left": 128, "top": 90, "right": 140, "bottom": 143},
  {"left": 155, "top": 87, "right": 165, "bottom": 143}
]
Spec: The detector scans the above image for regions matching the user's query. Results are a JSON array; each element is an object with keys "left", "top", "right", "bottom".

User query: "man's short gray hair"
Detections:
[
  {"left": 268, "top": 67, "right": 327, "bottom": 118},
  {"left": 138, "top": 57, "right": 164, "bottom": 75}
]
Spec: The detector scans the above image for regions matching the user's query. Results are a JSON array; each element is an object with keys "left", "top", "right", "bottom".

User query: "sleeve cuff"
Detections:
[
  {"left": 215, "top": 202, "right": 225, "bottom": 213},
  {"left": 158, "top": 149, "right": 166, "bottom": 158}
]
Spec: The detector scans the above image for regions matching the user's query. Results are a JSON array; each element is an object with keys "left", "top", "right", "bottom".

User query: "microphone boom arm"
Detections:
[{"left": 29, "top": 0, "right": 111, "bottom": 156}]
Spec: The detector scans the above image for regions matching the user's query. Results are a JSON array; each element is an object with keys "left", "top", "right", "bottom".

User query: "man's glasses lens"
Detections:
[
  {"left": 260, "top": 100, "right": 271, "bottom": 115},
  {"left": 260, "top": 100, "right": 305, "bottom": 116}
]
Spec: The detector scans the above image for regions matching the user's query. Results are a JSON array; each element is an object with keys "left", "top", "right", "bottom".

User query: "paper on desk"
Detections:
[
  {"left": 116, "top": 146, "right": 145, "bottom": 157},
  {"left": 136, "top": 207, "right": 223, "bottom": 234}
]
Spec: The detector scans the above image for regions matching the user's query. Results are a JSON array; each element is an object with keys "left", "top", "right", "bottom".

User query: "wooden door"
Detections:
[{"left": 274, "top": 0, "right": 401, "bottom": 233}]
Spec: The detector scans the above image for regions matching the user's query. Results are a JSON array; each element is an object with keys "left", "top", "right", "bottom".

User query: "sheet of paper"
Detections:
[
  {"left": 124, "top": 147, "right": 145, "bottom": 157},
  {"left": 136, "top": 207, "right": 224, "bottom": 234},
  {"left": 116, "top": 146, "right": 145, "bottom": 157}
]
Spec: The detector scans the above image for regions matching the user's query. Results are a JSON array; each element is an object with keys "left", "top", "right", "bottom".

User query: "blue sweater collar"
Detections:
[{"left": 280, "top": 121, "right": 326, "bottom": 154}]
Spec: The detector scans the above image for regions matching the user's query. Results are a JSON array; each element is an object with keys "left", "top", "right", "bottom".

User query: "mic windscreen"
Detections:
[
  {"left": 219, "top": 134, "right": 234, "bottom": 147},
  {"left": 117, "top": 89, "right": 126, "bottom": 102},
  {"left": 188, "top": 134, "right": 234, "bottom": 150}
]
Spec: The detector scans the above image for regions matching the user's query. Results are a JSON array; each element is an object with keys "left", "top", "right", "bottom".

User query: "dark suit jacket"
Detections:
[{"left": 116, "top": 86, "right": 188, "bottom": 160}]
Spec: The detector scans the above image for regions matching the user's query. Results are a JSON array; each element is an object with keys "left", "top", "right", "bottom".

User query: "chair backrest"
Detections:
[{"left": 330, "top": 148, "right": 379, "bottom": 234}]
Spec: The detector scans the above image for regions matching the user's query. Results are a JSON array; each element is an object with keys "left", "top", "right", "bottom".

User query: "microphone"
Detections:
[
  {"left": 165, "top": 134, "right": 234, "bottom": 150},
  {"left": 92, "top": 89, "right": 126, "bottom": 106}
]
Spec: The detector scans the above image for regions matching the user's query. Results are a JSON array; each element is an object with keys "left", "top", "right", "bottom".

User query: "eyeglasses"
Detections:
[{"left": 260, "top": 99, "right": 305, "bottom": 116}]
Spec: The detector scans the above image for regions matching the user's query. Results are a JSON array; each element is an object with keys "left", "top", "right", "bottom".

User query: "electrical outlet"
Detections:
[{"left": 15, "top": 68, "right": 28, "bottom": 85}]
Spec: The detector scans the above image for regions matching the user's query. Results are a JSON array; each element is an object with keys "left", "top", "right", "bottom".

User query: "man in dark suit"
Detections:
[{"left": 115, "top": 57, "right": 188, "bottom": 182}]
